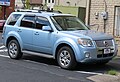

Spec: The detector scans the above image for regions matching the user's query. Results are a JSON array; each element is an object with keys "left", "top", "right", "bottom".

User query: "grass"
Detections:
[{"left": 107, "top": 70, "right": 118, "bottom": 76}]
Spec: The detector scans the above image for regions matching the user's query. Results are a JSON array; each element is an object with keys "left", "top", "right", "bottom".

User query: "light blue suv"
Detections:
[{"left": 2, "top": 10, "right": 117, "bottom": 69}]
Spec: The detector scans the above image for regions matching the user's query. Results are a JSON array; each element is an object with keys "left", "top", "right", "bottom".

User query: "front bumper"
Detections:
[
  {"left": 80, "top": 54, "right": 116, "bottom": 63},
  {"left": 77, "top": 44, "right": 117, "bottom": 63}
]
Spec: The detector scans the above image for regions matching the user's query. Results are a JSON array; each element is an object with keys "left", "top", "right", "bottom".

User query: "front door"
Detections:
[{"left": 32, "top": 16, "right": 53, "bottom": 54}]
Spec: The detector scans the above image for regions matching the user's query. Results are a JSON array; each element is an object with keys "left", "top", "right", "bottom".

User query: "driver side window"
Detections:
[{"left": 36, "top": 17, "right": 50, "bottom": 29}]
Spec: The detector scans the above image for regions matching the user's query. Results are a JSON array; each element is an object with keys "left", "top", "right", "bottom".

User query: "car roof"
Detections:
[{"left": 11, "top": 10, "right": 74, "bottom": 17}]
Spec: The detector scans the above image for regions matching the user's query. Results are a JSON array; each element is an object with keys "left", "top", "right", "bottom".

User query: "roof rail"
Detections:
[
  {"left": 16, "top": 9, "right": 39, "bottom": 13},
  {"left": 16, "top": 9, "right": 62, "bottom": 13},
  {"left": 38, "top": 10, "right": 62, "bottom": 13}
]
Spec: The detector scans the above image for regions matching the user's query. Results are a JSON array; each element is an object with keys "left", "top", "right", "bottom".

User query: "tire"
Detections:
[
  {"left": 8, "top": 40, "right": 23, "bottom": 59},
  {"left": 57, "top": 46, "right": 77, "bottom": 70}
]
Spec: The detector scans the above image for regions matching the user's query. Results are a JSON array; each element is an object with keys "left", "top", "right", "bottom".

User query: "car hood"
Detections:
[{"left": 61, "top": 30, "right": 113, "bottom": 40}]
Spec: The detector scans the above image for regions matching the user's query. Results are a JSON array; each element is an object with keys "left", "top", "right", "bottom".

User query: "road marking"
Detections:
[
  {"left": 0, "top": 54, "right": 9, "bottom": 58},
  {"left": 0, "top": 45, "right": 5, "bottom": 49},
  {"left": 76, "top": 71, "right": 103, "bottom": 75},
  {"left": 0, "top": 49, "right": 7, "bottom": 52}
]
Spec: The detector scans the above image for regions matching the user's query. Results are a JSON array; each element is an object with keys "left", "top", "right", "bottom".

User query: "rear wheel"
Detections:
[
  {"left": 57, "top": 46, "right": 77, "bottom": 69},
  {"left": 8, "top": 40, "right": 23, "bottom": 59}
]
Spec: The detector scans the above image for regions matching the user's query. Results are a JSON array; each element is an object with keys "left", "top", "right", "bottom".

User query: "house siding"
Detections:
[
  {"left": 89, "top": 0, "right": 120, "bottom": 36},
  {"left": 30, "top": 0, "right": 43, "bottom": 5}
]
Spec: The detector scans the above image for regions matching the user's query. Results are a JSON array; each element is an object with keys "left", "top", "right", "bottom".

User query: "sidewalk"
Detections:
[
  {"left": 87, "top": 74, "right": 120, "bottom": 82},
  {"left": 87, "top": 57, "right": 120, "bottom": 82}
]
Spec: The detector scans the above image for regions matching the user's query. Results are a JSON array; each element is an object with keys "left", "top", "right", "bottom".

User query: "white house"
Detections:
[{"left": 15, "top": 0, "right": 24, "bottom": 9}]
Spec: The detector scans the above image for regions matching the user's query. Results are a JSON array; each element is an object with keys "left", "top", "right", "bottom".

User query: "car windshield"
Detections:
[{"left": 51, "top": 16, "right": 89, "bottom": 31}]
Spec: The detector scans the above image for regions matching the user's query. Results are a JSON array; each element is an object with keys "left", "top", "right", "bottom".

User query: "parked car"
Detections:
[
  {"left": 2, "top": 10, "right": 118, "bottom": 69},
  {"left": 0, "top": 20, "right": 5, "bottom": 32}
]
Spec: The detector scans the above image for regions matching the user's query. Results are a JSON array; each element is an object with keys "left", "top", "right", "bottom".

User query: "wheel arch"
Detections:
[
  {"left": 5, "top": 35, "right": 23, "bottom": 51},
  {"left": 6, "top": 36, "right": 18, "bottom": 47},
  {"left": 55, "top": 43, "right": 73, "bottom": 59},
  {"left": 5, "top": 31, "right": 23, "bottom": 49},
  {"left": 54, "top": 40, "right": 81, "bottom": 62}
]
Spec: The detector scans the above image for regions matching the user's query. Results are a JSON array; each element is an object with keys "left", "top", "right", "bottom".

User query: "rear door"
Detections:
[{"left": 19, "top": 15, "right": 35, "bottom": 50}]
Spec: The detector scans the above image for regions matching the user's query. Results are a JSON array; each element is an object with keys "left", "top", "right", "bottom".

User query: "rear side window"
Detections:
[
  {"left": 7, "top": 14, "right": 21, "bottom": 26},
  {"left": 20, "top": 16, "right": 35, "bottom": 28}
]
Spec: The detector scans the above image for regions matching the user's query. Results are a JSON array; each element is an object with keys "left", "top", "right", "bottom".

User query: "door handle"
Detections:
[
  {"left": 34, "top": 32, "right": 39, "bottom": 35},
  {"left": 17, "top": 29, "right": 22, "bottom": 32}
]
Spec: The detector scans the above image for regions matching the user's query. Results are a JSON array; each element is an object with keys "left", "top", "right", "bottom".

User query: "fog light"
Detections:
[{"left": 85, "top": 52, "right": 90, "bottom": 58}]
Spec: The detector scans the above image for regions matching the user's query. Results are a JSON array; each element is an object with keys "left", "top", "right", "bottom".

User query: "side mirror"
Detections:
[{"left": 42, "top": 26, "right": 53, "bottom": 32}]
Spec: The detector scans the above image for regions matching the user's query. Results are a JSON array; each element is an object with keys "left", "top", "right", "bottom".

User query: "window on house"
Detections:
[
  {"left": 52, "top": 0, "right": 54, "bottom": 3},
  {"left": 115, "top": 7, "right": 120, "bottom": 36},
  {"left": 45, "top": 0, "right": 47, "bottom": 3},
  {"left": 48, "top": 0, "right": 50, "bottom": 3}
]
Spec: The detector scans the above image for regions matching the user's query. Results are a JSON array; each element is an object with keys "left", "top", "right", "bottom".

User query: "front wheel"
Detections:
[
  {"left": 57, "top": 46, "right": 77, "bottom": 69},
  {"left": 8, "top": 40, "right": 23, "bottom": 59}
]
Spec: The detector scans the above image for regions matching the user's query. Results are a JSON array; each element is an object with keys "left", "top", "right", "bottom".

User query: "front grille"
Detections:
[
  {"left": 95, "top": 39, "right": 113, "bottom": 47},
  {"left": 95, "top": 39, "right": 114, "bottom": 58},
  {"left": 97, "top": 53, "right": 114, "bottom": 58}
]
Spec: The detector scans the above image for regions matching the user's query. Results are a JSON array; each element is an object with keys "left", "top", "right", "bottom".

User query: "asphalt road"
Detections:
[
  {"left": 0, "top": 33, "right": 120, "bottom": 82},
  {"left": 0, "top": 46, "right": 95, "bottom": 82},
  {"left": 0, "top": 53, "right": 93, "bottom": 82}
]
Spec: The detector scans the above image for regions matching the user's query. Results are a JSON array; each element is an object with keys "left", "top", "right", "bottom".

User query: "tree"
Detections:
[
  {"left": 21, "top": 0, "right": 30, "bottom": 9},
  {"left": 26, "top": 0, "right": 30, "bottom": 9}
]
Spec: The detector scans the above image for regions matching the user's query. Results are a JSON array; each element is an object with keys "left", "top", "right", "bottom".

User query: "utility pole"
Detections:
[{"left": 85, "top": 0, "right": 91, "bottom": 25}]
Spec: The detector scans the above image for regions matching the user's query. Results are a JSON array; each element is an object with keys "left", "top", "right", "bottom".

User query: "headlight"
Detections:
[{"left": 78, "top": 38, "right": 93, "bottom": 47}]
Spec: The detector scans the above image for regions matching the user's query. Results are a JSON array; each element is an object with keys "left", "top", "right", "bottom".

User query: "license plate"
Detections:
[{"left": 104, "top": 48, "right": 111, "bottom": 54}]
